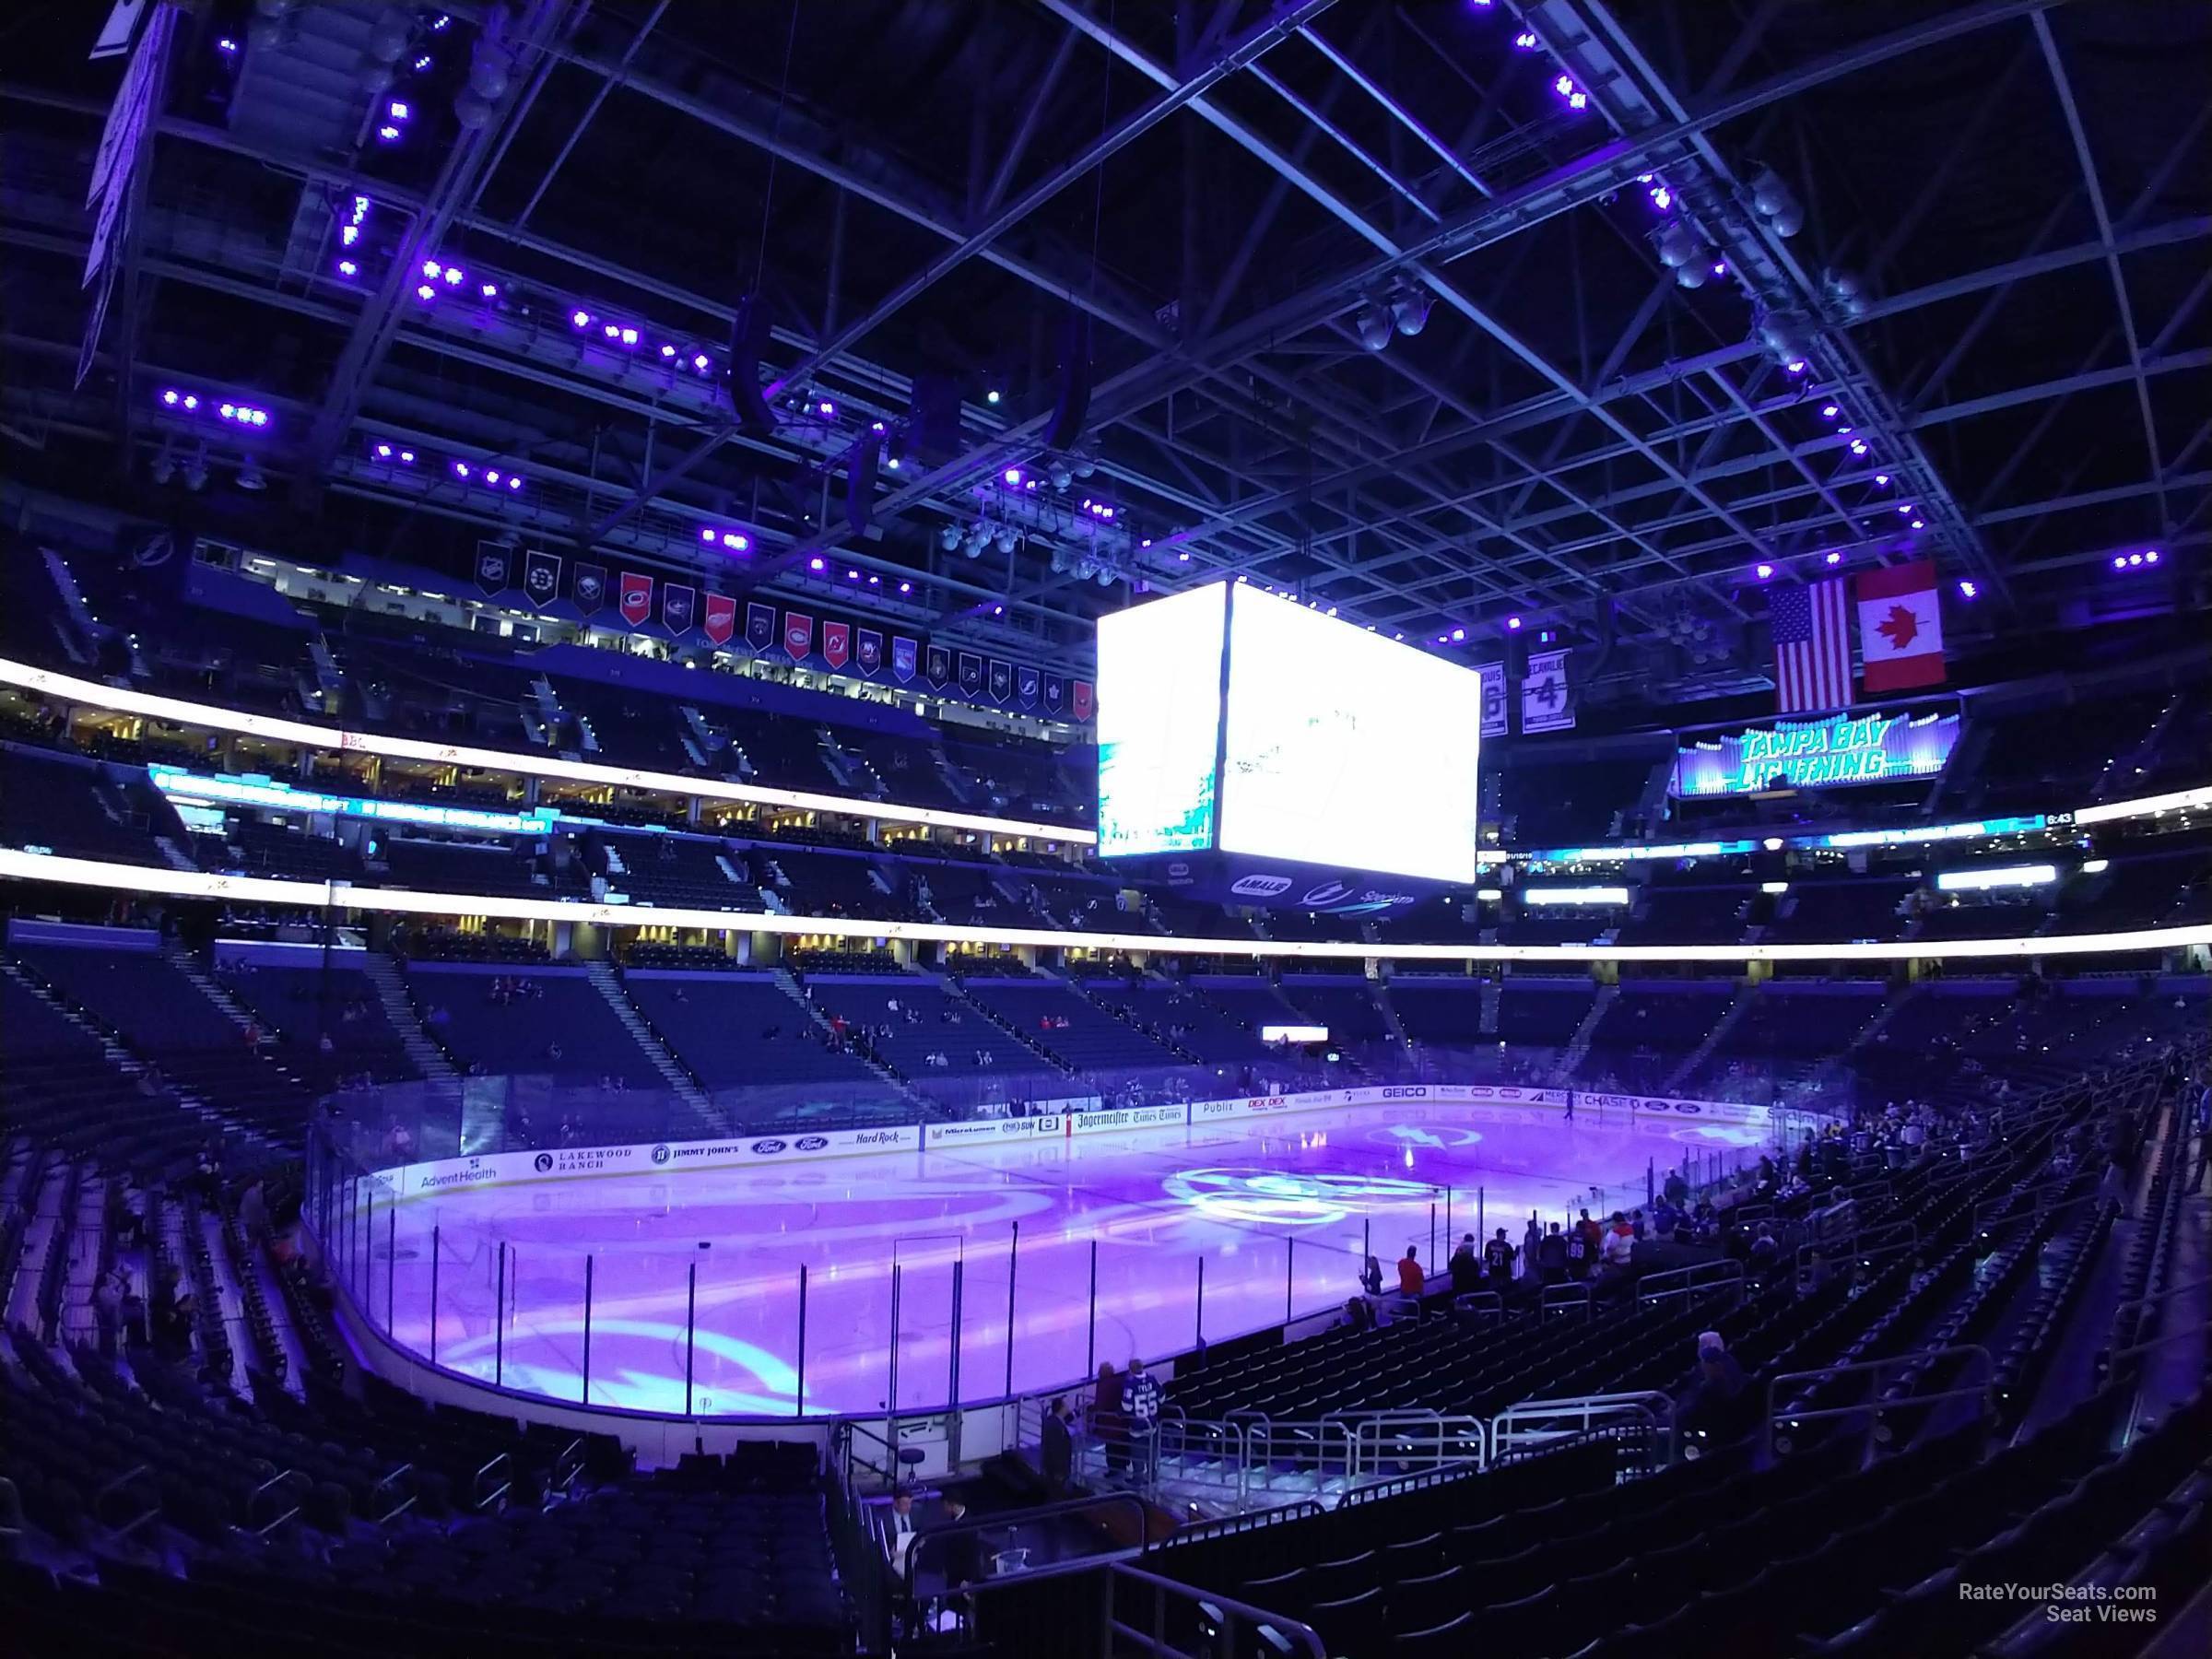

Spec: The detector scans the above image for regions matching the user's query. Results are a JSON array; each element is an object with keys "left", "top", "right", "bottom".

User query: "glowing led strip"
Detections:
[
  {"left": 4, "top": 849, "right": 2206, "bottom": 964},
  {"left": 0, "top": 655, "right": 1097, "bottom": 846}
]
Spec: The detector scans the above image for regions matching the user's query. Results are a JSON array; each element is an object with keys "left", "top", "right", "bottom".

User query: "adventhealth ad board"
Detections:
[{"left": 370, "top": 1088, "right": 1773, "bottom": 1196}]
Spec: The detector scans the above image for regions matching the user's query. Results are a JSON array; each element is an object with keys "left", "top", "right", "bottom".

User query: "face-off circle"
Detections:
[{"left": 1164, "top": 1166, "right": 1439, "bottom": 1225}]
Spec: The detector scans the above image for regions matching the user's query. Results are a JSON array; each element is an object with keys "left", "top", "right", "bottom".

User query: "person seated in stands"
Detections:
[
  {"left": 1396, "top": 1244, "right": 1425, "bottom": 1298},
  {"left": 1677, "top": 1331, "right": 1748, "bottom": 1448},
  {"left": 1448, "top": 1233, "right": 1481, "bottom": 1296},
  {"left": 1344, "top": 1295, "right": 1376, "bottom": 1333}
]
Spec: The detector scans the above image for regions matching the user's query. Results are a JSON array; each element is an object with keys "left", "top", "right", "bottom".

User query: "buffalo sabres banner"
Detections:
[
  {"left": 522, "top": 548, "right": 561, "bottom": 608},
  {"left": 572, "top": 561, "right": 607, "bottom": 615},
  {"left": 822, "top": 620, "right": 851, "bottom": 670},
  {"left": 745, "top": 602, "right": 776, "bottom": 653},
  {"left": 618, "top": 571, "right": 653, "bottom": 629},
  {"left": 1521, "top": 649, "right": 1574, "bottom": 733},
  {"left": 1017, "top": 665, "right": 1040, "bottom": 709},
  {"left": 926, "top": 643, "right": 952, "bottom": 688},
  {"left": 989, "top": 658, "right": 1012, "bottom": 703},
  {"left": 702, "top": 593, "right": 736, "bottom": 646},
  {"left": 662, "top": 582, "right": 696, "bottom": 637},
  {"left": 855, "top": 628, "right": 883, "bottom": 677},
  {"left": 958, "top": 653, "right": 983, "bottom": 696},
  {"left": 1073, "top": 679, "right": 1095, "bottom": 722},
  {"left": 782, "top": 609, "right": 814, "bottom": 661},
  {"left": 475, "top": 541, "right": 512, "bottom": 596},
  {"left": 1044, "top": 673, "right": 1065, "bottom": 714},
  {"left": 892, "top": 635, "right": 919, "bottom": 683},
  {"left": 1477, "top": 663, "right": 1509, "bottom": 738}
]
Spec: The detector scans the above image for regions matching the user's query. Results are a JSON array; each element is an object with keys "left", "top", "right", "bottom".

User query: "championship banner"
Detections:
[
  {"left": 474, "top": 541, "right": 512, "bottom": 596},
  {"left": 892, "top": 635, "right": 918, "bottom": 683},
  {"left": 988, "top": 658, "right": 1012, "bottom": 703},
  {"left": 1478, "top": 663, "right": 1509, "bottom": 738},
  {"left": 782, "top": 609, "right": 814, "bottom": 661},
  {"left": 1044, "top": 673, "right": 1065, "bottom": 714},
  {"left": 1073, "top": 679, "right": 1095, "bottom": 722},
  {"left": 745, "top": 602, "right": 776, "bottom": 653},
  {"left": 1017, "top": 665, "right": 1040, "bottom": 708},
  {"left": 522, "top": 548, "right": 560, "bottom": 608},
  {"left": 1521, "top": 649, "right": 1574, "bottom": 733},
  {"left": 925, "top": 643, "right": 952, "bottom": 688},
  {"left": 662, "top": 582, "right": 696, "bottom": 637},
  {"left": 855, "top": 628, "right": 883, "bottom": 676},
  {"left": 618, "top": 571, "right": 653, "bottom": 628},
  {"left": 572, "top": 561, "right": 606, "bottom": 614},
  {"left": 702, "top": 593, "right": 736, "bottom": 646},
  {"left": 822, "top": 620, "right": 851, "bottom": 670}
]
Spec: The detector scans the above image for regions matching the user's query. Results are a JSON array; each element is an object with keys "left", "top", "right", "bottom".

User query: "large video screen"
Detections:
[
  {"left": 1096, "top": 582, "right": 1228, "bottom": 858},
  {"left": 1218, "top": 587, "right": 1482, "bottom": 884},
  {"left": 1671, "top": 708, "right": 1959, "bottom": 797}
]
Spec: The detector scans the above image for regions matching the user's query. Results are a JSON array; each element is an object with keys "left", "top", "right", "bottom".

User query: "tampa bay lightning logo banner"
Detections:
[
  {"left": 1043, "top": 673, "right": 1065, "bottom": 713},
  {"left": 1017, "top": 665, "right": 1040, "bottom": 708},
  {"left": 958, "top": 653, "right": 983, "bottom": 696},
  {"left": 572, "top": 561, "right": 606, "bottom": 614},
  {"left": 892, "top": 636, "right": 918, "bottom": 683},
  {"left": 522, "top": 548, "right": 560, "bottom": 607},
  {"left": 745, "top": 602, "right": 776, "bottom": 653},
  {"left": 475, "top": 541, "right": 511, "bottom": 595},
  {"left": 988, "top": 658, "right": 1012, "bottom": 702},
  {"left": 855, "top": 629, "right": 882, "bottom": 676},
  {"left": 926, "top": 643, "right": 952, "bottom": 688}
]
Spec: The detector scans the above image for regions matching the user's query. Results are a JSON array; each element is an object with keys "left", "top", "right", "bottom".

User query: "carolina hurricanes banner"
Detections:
[
  {"left": 892, "top": 636, "right": 918, "bottom": 683},
  {"left": 618, "top": 571, "right": 653, "bottom": 628},
  {"left": 1073, "top": 679, "right": 1094, "bottom": 722},
  {"left": 782, "top": 609, "right": 814, "bottom": 661},
  {"left": 745, "top": 602, "right": 776, "bottom": 653},
  {"left": 822, "top": 620, "right": 851, "bottom": 670},
  {"left": 1017, "top": 665, "right": 1040, "bottom": 708},
  {"left": 926, "top": 643, "right": 952, "bottom": 688},
  {"left": 855, "top": 629, "right": 882, "bottom": 676},
  {"left": 475, "top": 541, "right": 512, "bottom": 596},
  {"left": 663, "top": 582, "right": 696, "bottom": 636},
  {"left": 522, "top": 548, "right": 560, "bottom": 608},
  {"left": 1044, "top": 673, "right": 1065, "bottom": 714},
  {"left": 702, "top": 593, "right": 736, "bottom": 645},
  {"left": 1858, "top": 560, "right": 1946, "bottom": 692},
  {"left": 989, "top": 659, "right": 1012, "bottom": 702},
  {"left": 958, "top": 653, "right": 983, "bottom": 696},
  {"left": 572, "top": 561, "right": 606, "bottom": 614}
]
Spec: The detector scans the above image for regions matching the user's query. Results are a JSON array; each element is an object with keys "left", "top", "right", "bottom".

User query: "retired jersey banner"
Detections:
[
  {"left": 1017, "top": 665, "right": 1040, "bottom": 708},
  {"left": 782, "top": 609, "right": 814, "bottom": 661},
  {"left": 926, "top": 643, "right": 952, "bottom": 688},
  {"left": 572, "top": 561, "right": 607, "bottom": 615},
  {"left": 1478, "top": 663, "right": 1509, "bottom": 738},
  {"left": 702, "top": 593, "right": 736, "bottom": 646},
  {"left": 1044, "top": 673, "right": 1065, "bottom": 714},
  {"left": 1521, "top": 649, "right": 1574, "bottom": 733},
  {"left": 855, "top": 628, "right": 883, "bottom": 676},
  {"left": 618, "top": 571, "right": 653, "bottom": 628},
  {"left": 958, "top": 653, "right": 983, "bottom": 696},
  {"left": 745, "top": 602, "right": 776, "bottom": 653},
  {"left": 989, "top": 658, "right": 1012, "bottom": 703},
  {"left": 475, "top": 541, "right": 512, "bottom": 596},
  {"left": 662, "top": 582, "right": 696, "bottom": 637},
  {"left": 522, "top": 548, "right": 560, "bottom": 608},
  {"left": 892, "top": 635, "right": 919, "bottom": 683},
  {"left": 822, "top": 620, "right": 851, "bottom": 670},
  {"left": 1073, "top": 679, "right": 1094, "bottom": 722}
]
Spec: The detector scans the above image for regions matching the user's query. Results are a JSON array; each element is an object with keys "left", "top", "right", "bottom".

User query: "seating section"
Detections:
[
  {"left": 1388, "top": 977, "right": 1487, "bottom": 1045},
  {"left": 0, "top": 749, "right": 181, "bottom": 865},
  {"left": 1493, "top": 978, "right": 1599, "bottom": 1045},
  {"left": 621, "top": 972, "right": 898, "bottom": 1100},
  {"left": 1279, "top": 978, "right": 1392, "bottom": 1044},
  {"left": 594, "top": 832, "right": 760, "bottom": 909},
  {"left": 218, "top": 960, "right": 423, "bottom": 1088},
  {"left": 405, "top": 966, "right": 664, "bottom": 1087},
  {"left": 955, "top": 978, "right": 1181, "bottom": 1071}
]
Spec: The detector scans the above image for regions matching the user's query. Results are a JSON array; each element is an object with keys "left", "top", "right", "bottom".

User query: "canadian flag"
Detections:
[{"left": 1857, "top": 560, "right": 1946, "bottom": 693}]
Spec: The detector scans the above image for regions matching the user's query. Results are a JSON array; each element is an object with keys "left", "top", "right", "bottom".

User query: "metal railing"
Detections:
[
  {"left": 1636, "top": 1256, "right": 1745, "bottom": 1310},
  {"left": 1109, "top": 1562, "right": 1328, "bottom": 1659},
  {"left": 1765, "top": 1343, "right": 1995, "bottom": 1460},
  {"left": 1489, "top": 1392, "right": 1676, "bottom": 1470}
]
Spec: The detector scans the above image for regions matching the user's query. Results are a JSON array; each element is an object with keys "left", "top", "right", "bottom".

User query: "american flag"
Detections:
[{"left": 1770, "top": 578, "right": 1853, "bottom": 712}]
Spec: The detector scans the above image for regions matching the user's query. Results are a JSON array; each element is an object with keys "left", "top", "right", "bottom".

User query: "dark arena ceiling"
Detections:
[{"left": 2, "top": 0, "right": 2206, "bottom": 711}]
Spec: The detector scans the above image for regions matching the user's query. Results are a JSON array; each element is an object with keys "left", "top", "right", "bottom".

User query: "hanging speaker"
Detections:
[
  {"left": 844, "top": 437, "right": 880, "bottom": 536},
  {"left": 724, "top": 294, "right": 776, "bottom": 435},
  {"left": 1044, "top": 312, "right": 1091, "bottom": 453}
]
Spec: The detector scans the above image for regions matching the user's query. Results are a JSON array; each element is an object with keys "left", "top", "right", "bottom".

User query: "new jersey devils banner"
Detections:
[
  {"left": 782, "top": 609, "right": 814, "bottom": 661},
  {"left": 662, "top": 582, "right": 696, "bottom": 637},
  {"left": 702, "top": 593, "right": 736, "bottom": 645},
  {"left": 926, "top": 643, "right": 952, "bottom": 688},
  {"left": 988, "top": 658, "right": 1012, "bottom": 702},
  {"left": 892, "top": 636, "right": 919, "bottom": 683},
  {"left": 522, "top": 548, "right": 561, "bottom": 607},
  {"left": 572, "top": 561, "right": 607, "bottom": 614},
  {"left": 958, "top": 653, "right": 983, "bottom": 696},
  {"left": 618, "top": 571, "right": 653, "bottom": 628},
  {"left": 1073, "top": 679, "right": 1095, "bottom": 722},
  {"left": 745, "top": 602, "right": 776, "bottom": 653},
  {"left": 475, "top": 542, "right": 512, "bottom": 596},
  {"left": 822, "top": 620, "right": 851, "bottom": 670},
  {"left": 855, "top": 629, "right": 882, "bottom": 676},
  {"left": 1044, "top": 673, "right": 1065, "bottom": 713}
]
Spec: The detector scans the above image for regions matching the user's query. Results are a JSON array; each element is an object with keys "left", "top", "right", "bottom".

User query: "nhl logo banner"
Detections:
[
  {"left": 925, "top": 643, "right": 952, "bottom": 688},
  {"left": 618, "top": 571, "right": 654, "bottom": 628},
  {"left": 1477, "top": 663, "right": 1509, "bottom": 738},
  {"left": 702, "top": 593, "right": 736, "bottom": 646},
  {"left": 1073, "top": 679, "right": 1095, "bottom": 722},
  {"left": 822, "top": 620, "right": 851, "bottom": 670},
  {"left": 475, "top": 541, "right": 512, "bottom": 596},
  {"left": 1521, "top": 649, "right": 1574, "bottom": 733},
  {"left": 522, "top": 548, "right": 561, "bottom": 607},
  {"left": 745, "top": 602, "right": 776, "bottom": 653},
  {"left": 1017, "top": 665, "right": 1040, "bottom": 708},
  {"left": 663, "top": 582, "right": 696, "bottom": 637},
  {"left": 958, "top": 653, "right": 983, "bottom": 696},
  {"left": 572, "top": 561, "right": 607, "bottom": 615},
  {"left": 782, "top": 609, "right": 814, "bottom": 661},
  {"left": 1044, "top": 673, "right": 1065, "bottom": 713},
  {"left": 892, "top": 636, "right": 919, "bottom": 683},
  {"left": 855, "top": 629, "right": 882, "bottom": 676},
  {"left": 989, "top": 659, "right": 1012, "bottom": 703}
]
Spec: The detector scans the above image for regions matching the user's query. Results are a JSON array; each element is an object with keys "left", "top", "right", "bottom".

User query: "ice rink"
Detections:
[{"left": 372, "top": 1100, "right": 1769, "bottom": 1418}]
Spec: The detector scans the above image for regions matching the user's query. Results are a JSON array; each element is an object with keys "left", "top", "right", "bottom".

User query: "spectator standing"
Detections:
[
  {"left": 1360, "top": 1254, "right": 1384, "bottom": 1297},
  {"left": 1396, "top": 1246, "right": 1425, "bottom": 1298},
  {"left": 932, "top": 1495, "right": 983, "bottom": 1592},
  {"left": 1483, "top": 1228, "right": 1517, "bottom": 1281},
  {"left": 1123, "top": 1359, "right": 1163, "bottom": 1485},
  {"left": 1041, "top": 1397, "right": 1074, "bottom": 1497},
  {"left": 1448, "top": 1234, "right": 1482, "bottom": 1296},
  {"left": 1575, "top": 1208, "right": 1605, "bottom": 1264},
  {"left": 1600, "top": 1213, "right": 1637, "bottom": 1283},
  {"left": 1522, "top": 1214, "right": 1542, "bottom": 1274},
  {"left": 1094, "top": 1362, "right": 1127, "bottom": 1475},
  {"left": 1537, "top": 1223, "right": 1569, "bottom": 1285}
]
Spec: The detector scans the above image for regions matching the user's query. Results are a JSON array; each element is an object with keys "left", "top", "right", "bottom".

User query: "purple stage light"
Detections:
[
  {"left": 1958, "top": 580, "right": 1978, "bottom": 599},
  {"left": 808, "top": 557, "right": 825, "bottom": 571},
  {"left": 1505, "top": 616, "right": 1523, "bottom": 630},
  {"left": 1821, "top": 404, "right": 1840, "bottom": 419},
  {"left": 480, "top": 281, "right": 498, "bottom": 299},
  {"left": 390, "top": 101, "right": 410, "bottom": 121},
  {"left": 1450, "top": 627, "right": 1465, "bottom": 641},
  {"left": 817, "top": 399, "right": 835, "bottom": 416},
  {"left": 1514, "top": 31, "right": 1537, "bottom": 49},
  {"left": 660, "top": 344, "right": 677, "bottom": 359},
  {"left": 336, "top": 259, "right": 359, "bottom": 276},
  {"left": 1712, "top": 260, "right": 1728, "bottom": 276},
  {"left": 868, "top": 574, "right": 880, "bottom": 586},
  {"left": 870, "top": 420, "right": 886, "bottom": 433},
  {"left": 1849, "top": 439, "right": 1869, "bottom": 455},
  {"left": 700, "top": 528, "right": 717, "bottom": 543},
  {"left": 618, "top": 326, "right": 638, "bottom": 346},
  {"left": 2113, "top": 555, "right": 2129, "bottom": 570},
  {"left": 398, "top": 450, "right": 414, "bottom": 464},
  {"left": 422, "top": 260, "right": 441, "bottom": 278},
  {"left": 415, "top": 283, "right": 435, "bottom": 301},
  {"left": 351, "top": 195, "right": 371, "bottom": 220},
  {"left": 219, "top": 403, "right": 236, "bottom": 418},
  {"left": 1004, "top": 467, "right": 1022, "bottom": 485},
  {"left": 1554, "top": 74, "right": 1573, "bottom": 95},
  {"left": 1649, "top": 185, "right": 1671, "bottom": 210},
  {"left": 453, "top": 462, "right": 470, "bottom": 478},
  {"left": 160, "top": 389, "right": 180, "bottom": 406},
  {"left": 571, "top": 310, "right": 591, "bottom": 329},
  {"left": 1825, "top": 550, "right": 1842, "bottom": 566},
  {"left": 1784, "top": 359, "right": 1807, "bottom": 374},
  {"left": 506, "top": 477, "right": 521, "bottom": 491},
  {"left": 2146, "top": 549, "right": 2160, "bottom": 563},
  {"left": 1874, "top": 473, "right": 1891, "bottom": 486},
  {"left": 443, "top": 267, "right": 464, "bottom": 287},
  {"left": 2129, "top": 553, "right": 2144, "bottom": 566},
  {"left": 603, "top": 324, "right": 620, "bottom": 339},
  {"left": 691, "top": 353, "right": 710, "bottom": 371},
  {"left": 899, "top": 582, "right": 912, "bottom": 594},
  {"left": 339, "top": 224, "right": 359, "bottom": 246},
  {"left": 182, "top": 394, "right": 197, "bottom": 410},
  {"left": 377, "top": 125, "right": 400, "bottom": 142},
  {"left": 413, "top": 53, "right": 432, "bottom": 71},
  {"left": 1569, "top": 91, "right": 1587, "bottom": 109},
  {"left": 217, "top": 36, "right": 238, "bottom": 53},
  {"left": 374, "top": 443, "right": 393, "bottom": 459},
  {"left": 1754, "top": 562, "right": 1773, "bottom": 580},
  {"left": 1910, "top": 518, "right": 1925, "bottom": 530},
  {"left": 484, "top": 469, "right": 500, "bottom": 485}
]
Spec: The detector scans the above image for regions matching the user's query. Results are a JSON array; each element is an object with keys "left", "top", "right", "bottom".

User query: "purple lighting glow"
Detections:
[
  {"left": 1004, "top": 467, "right": 1022, "bottom": 485},
  {"left": 2146, "top": 549, "right": 2161, "bottom": 563},
  {"left": 817, "top": 399, "right": 835, "bottom": 416},
  {"left": 377, "top": 125, "right": 401, "bottom": 143},
  {"left": 692, "top": 354, "right": 711, "bottom": 372},
  {"left": 452, "top": 462, "right": 470, "bottom": 478},
  {"left": 571, "top": 310, "right": 591, "bottom": 329},
  {"left": 1825, "top": 550, "right": 1842, "bottom": 566},
  {"left": 1754, "top": 562, "right": 1774, "bottom": 580},
  {"left": 1505, "top": 616, "right": 1523, "bottom": 630},
  {"left": 700, "top": 528, "right": 717, "bottom": 543},
  {"left": 415, "top": 284, "right": 435, "bottom": 302},
  {"left": 808, "top": 558, "right": 825, "bottom": 572},
  {"left": 1958, "top": 580, "right": 1978, "bottom": 599}
]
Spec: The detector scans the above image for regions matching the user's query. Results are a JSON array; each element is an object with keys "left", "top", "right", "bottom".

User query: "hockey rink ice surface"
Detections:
[{"left": 376, "top": 1102, "right": 1768, "bottom": 1417}]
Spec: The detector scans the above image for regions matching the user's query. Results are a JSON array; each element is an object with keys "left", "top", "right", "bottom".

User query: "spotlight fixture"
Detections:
[
  {"left": 237, "top": 459, "right": 267, "bottom": 492},
  {"left": 939, "top": 524, "right": 962, "bottom": 552},
  {"left": 1048, "top": 461, "right": 1072, "bottom": 491},
  {"left": 1957, "top": 580, "right": 1978, "bottom": 599},
  {"left": 1389, "top": 285, "right": 1432, "bottom": 337},
  {"left": 1748, "top": 166, "right": 1805, "bottom": 237},
  {"left": 1354, "top": 302, "right": 1394, "bottom": 351},
  {"left": 1754, "top": 562, "right": 1774, "bottom": 580},
  {"left": 994, "top": 527, "right": 1018, "bottom": 555}
]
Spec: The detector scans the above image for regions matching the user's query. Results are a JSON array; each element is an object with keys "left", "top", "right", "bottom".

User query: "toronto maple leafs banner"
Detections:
[
  {"left": 745, "top": 602, "right": 776, "bottom": 653},
  {"left": 855, "top": 628, "right": 882, "bottom": 677},
  {"left": 521, "top": 548, "right": 561, "bottom": 608},
  {"left": 892, "top": 635, "right": 919, "bottom": 683},
  {"left": 1520, "top": 649, "right": 1574, "bottom": 733},
  {"left": 572, "top": 561, "right": 606, "bottom": 615},
  {"left": 662, "top": 582, "right": 696, "bottom": 637},
  {"left": 475, "top": 540, "right": 512, "bottom": 596},
  {"left": 702, "top": 593, "right": 736, "bottom": 646}
]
